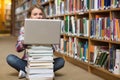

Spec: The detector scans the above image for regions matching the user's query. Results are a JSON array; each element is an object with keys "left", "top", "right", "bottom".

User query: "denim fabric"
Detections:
[
  {"left": 54, "top": 57, "right": 65, "bottom": 72},
  {"left": 6, "top": 54, "right": 27, "bottom": 72},
  {"left": 6, "top": 54, "right": 65, "bottom": 73}
]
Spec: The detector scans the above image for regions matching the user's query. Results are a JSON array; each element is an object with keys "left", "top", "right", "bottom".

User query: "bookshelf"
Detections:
[
  {"left": 5, "top": 3, "right": 11, "bottom": 31},
  {"left": 12, "top": 0, "right": 120, "bottom": 80},
  {"left": 40, "top": 0, "right": 120, "bottom": 80}
]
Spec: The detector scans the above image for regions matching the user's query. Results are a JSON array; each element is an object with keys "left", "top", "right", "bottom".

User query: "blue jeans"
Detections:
[{"left": 6, "top": 54, "right": 65, "bottom": 73}]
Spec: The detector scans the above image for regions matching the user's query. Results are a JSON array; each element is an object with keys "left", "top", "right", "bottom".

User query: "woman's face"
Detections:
[{"left": 30, "top": 8, "right": 44, "bottom": 19}]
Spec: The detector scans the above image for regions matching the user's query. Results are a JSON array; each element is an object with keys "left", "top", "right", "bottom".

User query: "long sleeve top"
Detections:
[{"left": 16, "top": 27, "right": 26, "bottom": 52}]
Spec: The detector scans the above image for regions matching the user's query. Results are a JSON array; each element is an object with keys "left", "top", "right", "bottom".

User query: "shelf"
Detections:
[
  {"left": 15, "top": 9, "right": 28, "bottom": 15},
  {"left": 40, "top": 1, "right": 49, "bottom": 6},
  {"left": 90, "top": 65, "right": 120, "bottom": 80},
  {"left": 110, "top": 41, "right": 120, "bottom": 44},
  {"left": 110, "top": 8, "right": 120, "bottom": 11},
  {"left": 90, "top": 38, "right": 110, "bottom": 43},
  {"left": 15, "top": 19, "right": 24, "bottom": 22},
  {"left": 12, "top": 0, "right": 120, "bottom": 79},
  {"left": 54, "top": 51, "right": 120, "bottom": 80},
  {"left": 16, "top": 0, "right": 28, "bottom": 8},
  {"left": 90, "top": 9, "right": 110, "bottom": 13}
]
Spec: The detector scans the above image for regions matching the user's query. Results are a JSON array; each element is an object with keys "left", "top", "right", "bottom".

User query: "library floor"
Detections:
[{"left": 0, "top": 35, "right": 105, "bottom": 80}]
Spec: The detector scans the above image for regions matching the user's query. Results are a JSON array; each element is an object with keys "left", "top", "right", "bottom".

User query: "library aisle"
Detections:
[{"left": 0, "top": 35, "right": 104, "bottom": 80}]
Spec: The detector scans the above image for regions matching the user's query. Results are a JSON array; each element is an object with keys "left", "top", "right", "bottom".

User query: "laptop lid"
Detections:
[{"left": 24, "top": 19, "right": 61, "bottom": 45}]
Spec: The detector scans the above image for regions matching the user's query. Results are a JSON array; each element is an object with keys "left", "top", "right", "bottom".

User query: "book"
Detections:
[
  {"left": 94, "top": 51, "right": 102, "bottom": 66},
  {"left": 97, "top": 52, "right": 106, "bottom": 66},
  {"left": 89, "top": 45, "right": 95, "bottom": 63},
  {"left": 102, "top": 54, "right": 109, "bottom": 69},
  {"left": 31, "top": 46, "right": 53, "bottom": 50},
  {"left": 99, "top": 52, "right": 109, "bottom": 66},
  {"left": 113, "top": 49, "right": 120, "bottom": 74},
  {"left": 27, "top": 65, "right": 53, "bottom": 69},
  {"left": 27, "top": 49, "right": 53, "bottom": 54},
  {"left": 28, "top": 53, "right": 53, "bottom": 56},
  {"left": 28, "top": 61, "right": 53, "bottom": 66},
  {"left": 26, "top": 77, "right": 53, "bottom": 80},
  {"left": 26, "top": 67, "right": 53, "bottom": 74},
  {"left": 27, "top": 48, "right": 53, "bottom": 57},
  {"left": 28, "top": 56, "right": 54, "bottom": 62},
  {"left": 26, "top": 73, "right": 54, "bottom": 80},
  {"left": 109, "top": 46, "right": 116, "bottom": 71}
]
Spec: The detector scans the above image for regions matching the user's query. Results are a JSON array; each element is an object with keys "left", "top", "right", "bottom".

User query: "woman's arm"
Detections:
[
  {"left": 16, "top": 41, "right": 25, "bottom": 52},
  {"left": 16, "top": 27, "right": 25, "bottom": 52}
]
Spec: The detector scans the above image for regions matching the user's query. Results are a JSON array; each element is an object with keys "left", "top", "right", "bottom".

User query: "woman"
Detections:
[{"left": 6, "top": 4, "right": 65, "bottom": 79}]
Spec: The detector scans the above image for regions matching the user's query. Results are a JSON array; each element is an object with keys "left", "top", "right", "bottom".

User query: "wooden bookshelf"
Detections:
[
  {"left": 11, "top": 0, "right": 120, "bottom": 80},
  {"left": 55, "top": 51, "right": 120, "bottom": 80},
  {"left": 40, "top": 0, "right": 120, "bottom": 80}
]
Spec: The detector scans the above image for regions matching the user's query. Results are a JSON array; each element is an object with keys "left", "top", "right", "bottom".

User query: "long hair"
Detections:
[{"left": 27, "top": 4, "right": 46, "bottom": 18}]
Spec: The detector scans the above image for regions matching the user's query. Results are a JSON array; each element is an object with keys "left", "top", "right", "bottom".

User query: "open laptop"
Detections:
[{"left": 24, "top": 19, "right": 61, "bottom": 45}]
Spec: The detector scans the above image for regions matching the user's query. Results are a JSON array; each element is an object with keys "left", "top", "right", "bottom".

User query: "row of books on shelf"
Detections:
[
  {"left": 15, "top": 2, "right": 30, "bottom": 14},
  {"left": 43, "top": 0, "right": 64, "bottom": 17},
  {"left": 91, "top": 0, "right": 110, "bottom": 10},
  {"left": 16, "top": 12, "right": 27, "bottom": 21},
  {"left": 15, "top": 14, "right": 120, "bottom": 42},
  {"left": 42, "top": 0, "right": 120, "bottom": 17},
  {"left": 90, "top": 46, "right": 109, "bottom": 67},
  {"left": 25, "top": 46, "right": 54, "bottom": 80},
  {"left": 60, "top": 16, "right": 89, "bottom": 37},
  {"left": 54, "top": 38, "right": 120, "bottom": 75},
  {"left": 109, "top": 46, "right": 120, "bottom": 74},
  {"left": 15, "top": 0, "right": 27, "bottom": 6},
  {"left": 90, "top": 17, "right": 111, "bottom": 40},
  {"left": 91, "top": 17, "right": 120, "bottom": 41},
  {"left": 15, "top": 21, "right": 24, "bottom": 28},
  {"left": 31, "top": 0, "right": 38, "bottom": 5},
  {"left": 90, "top": 45, "right": 120, "bottom": 74},
  {"left": 59, "top": 37, "right": 88, "bottom": 62},
  {"left": 40, "top": 0, "right": 49, "bottom": 3},
  {"left": 59, "top": 15, "right": 120, "bottom": 42}
]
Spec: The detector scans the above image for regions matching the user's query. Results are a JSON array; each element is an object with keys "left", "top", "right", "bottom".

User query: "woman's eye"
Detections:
[
  {"left": 33, "top": 13, "right": 37, "bottom": 16},
  {"left": 39, "top": 13, "right": 43, "bottom": 15}
]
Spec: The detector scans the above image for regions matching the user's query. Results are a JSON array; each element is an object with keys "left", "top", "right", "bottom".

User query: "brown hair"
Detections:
[{"left": 27, "top": 4, "right": 46, "bottom": 18}]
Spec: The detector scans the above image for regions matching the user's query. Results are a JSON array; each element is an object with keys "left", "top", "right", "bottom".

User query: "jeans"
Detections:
[{"left": 6, "top": 54, "right": 65, "bottom": 73}]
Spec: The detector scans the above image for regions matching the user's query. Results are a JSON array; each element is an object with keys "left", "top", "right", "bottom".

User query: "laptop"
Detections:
[{"left": 24, "top": 19, "right": 61, "bottom": 45}]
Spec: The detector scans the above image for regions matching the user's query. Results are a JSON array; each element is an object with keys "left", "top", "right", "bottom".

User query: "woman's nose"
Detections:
[
  {"left": 37, "top": 15, "right": 42, "bottom": 19},
  {"left": 37, "top": 15, "right": 40, "bottom": 18}
]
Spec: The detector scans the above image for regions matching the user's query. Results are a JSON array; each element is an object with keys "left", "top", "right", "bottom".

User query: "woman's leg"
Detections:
[
  {"left": 54, "top": 57, "right": 65, "bottom": 72},
  {"left": 6, "top": 54, "right": 27, "bottom": 72}
]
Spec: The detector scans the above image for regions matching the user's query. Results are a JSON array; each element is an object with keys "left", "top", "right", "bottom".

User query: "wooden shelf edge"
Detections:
[
  {"left": 54, "top": 52, "right": 120, "bottom": 80},
  {"left": 90, "top": 65, "right": 120, "bottom": 80},
  {"left": 54, "top": 52, "right": 88, "bottom": 71}
]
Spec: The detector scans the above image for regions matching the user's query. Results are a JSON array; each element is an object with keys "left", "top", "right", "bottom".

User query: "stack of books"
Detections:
[{"left": 25, "top": 46, "right": 54, "bottom": 80}]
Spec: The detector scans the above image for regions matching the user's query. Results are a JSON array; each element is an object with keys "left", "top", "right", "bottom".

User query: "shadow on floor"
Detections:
[
  {"left": 55, "top": 72, "right": 64, "bottom": 77},
  {"left": 9, "top": 72, "right": 18, "bottom": 76}
]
